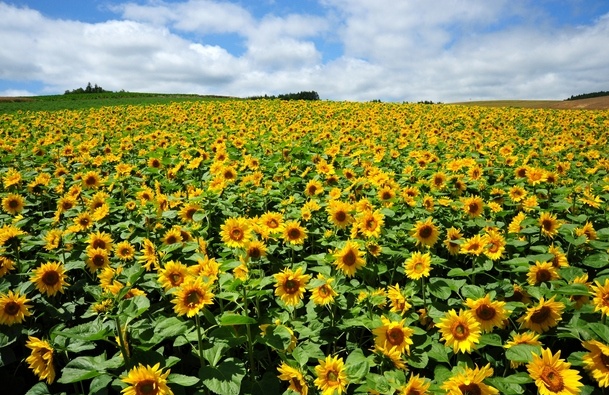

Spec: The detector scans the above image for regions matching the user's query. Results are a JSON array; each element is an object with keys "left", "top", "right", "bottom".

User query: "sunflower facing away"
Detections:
[
  {"left": 517, "top": 296, "right": 565, "bottom": 333},
  {"left": 121, "top": 363, "right": 173, "bottom": 395},
  {"left": 404, "top": 251, "right": 432, "bottom": 280},
  {"left": 582, "top": 340, "right": 609, "bottom": 388},
  {"left": 274, "top": 267, "right": 310, "bottom": 306},
  {"left": 333, "top": 240, "right": 366, "bottom": 277},
  {"left": 411, "top": 217, "right": 440, "bottom": 248},
  {"left": 25, "top": 336, "right": 55, "bottom": 384},
  {"left": 30, "top": 261, "right": 70, "bottom": 297},
  {"left": 436, "top": 309, "right": 481, "bottom": 353},
  {"left": 0, "top": 290, "right": 32, "bottom": 326},
  {"left": 464, "top": 294, "right": 510, "bottom": 333},
  {"left": 277, "top": 362, "right": 309, "bottom": 395},
  {"left": 171, "top": 277, "right": 214, "bottom": 317},
  {"left": 441, "top": 364, "right": 498, "bottom": 395},
  {"left": 527, "top": 348, "right": 583, "bottom": 395},
  {"left": 314, "top": 355, "right": 348, "bottom": 395}
]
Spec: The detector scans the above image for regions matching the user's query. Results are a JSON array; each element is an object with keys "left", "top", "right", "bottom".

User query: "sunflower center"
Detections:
[
  {"left": 284, "top": 279, "right": 299, "bottom": 294},
  {"left": 186, "top": 290, "right": 202, "bottom": 307},
  {"left": 308, "top": 185, "right": 317, "bottom": 195},
  {"left": 468, "top": 203, "right": 479, "bottom": 213},
  {"left": 291, "top": 378, "right": 303, "bottom": 392},
  {"left": 334, "top": 211, "right": 347, "bottom": 222},
  {"left": 540, "top": 366, "right": 565, "bottom": 392},
  {"left": 342, "top": 250, "right": 357, "bottom": 266},
  {"left": 318, "top": 285, "right": 330, "bottom": 297},
  {"left": 4, "top": 301, "right": 20, "bottom": 316},
  {"left": 120, "top": 248, "right": 132, "bottom": 256},
  {"left": 62, "top": 201, "right": 74, "bottom": 210},
  {"left": 92, "top": 240, "right": 107, "bottom": 249},
  {"left": 413, "top": 262, "right": 424, "bottom": 273},
  {"left": 79, "top": 218, "right": 90, "bottom": 227},
  {"left": 326, "top": 370, "right": 339, "bottom": 385},
  {"left": 136, "top": 379, "right": 159, "bottom": 395},
  {"left": 418, "top": 225, "right": 432, "bottom": 239},
  {"left": 365, "top": 218, "right": 377, "bottom": 231},
  {"left": 165, "top": 235, "right": 178, "bottom": 244},
  {"left": 185, "top": 208, "right": 197, "bottom": 219},
  {"left": 92, "top": 254, "right": 106, "bottom": 267},
  {"left": 229, "top": 228, "right": 244, "bottom": 241},
  {"left": 8, "top": 199, "right": 19, "bottom": 209},
  {"left": 476, "top": 304, "right": 496, "bottom": 321},
  {"left": 458, "top": 383, "right": 481, "bottom": 395},
  {"left": 451, "top": 322, "right": 469, "bottom": 341},
  {"left": 488, "top": 242, "right": 499, "bottom": 253},
  {"left": 536, "top": 269, "right": 552, "bottom": 283},
  {"left": 288, "top": 228, "right": 302, "bottom": 240},
  {"left": 85, "top": 176, "right": 97, "bottom": 186},
  {"left": 170, "top": 273, "right": 184, "bottom": 286},
  {"left": 387, "top": 327, "right": 405, "bottom": 346},
  {"left": 600, "top": 353, "right": 609, "bottom": 368},
  {"left": 381, "top": 191, "right": 392, "bottom": 200},
  {"left": 42, "top": 270, "right": 60, "bottom": 286},
  {"left": 542, "top": 220, "right": 553, "bottom": 231},
  {"left": 267, "top": 219, "right": 279, "bottom": 229},
  {"left": 530, "top": 306, "right": 551, "bottom": 324}
]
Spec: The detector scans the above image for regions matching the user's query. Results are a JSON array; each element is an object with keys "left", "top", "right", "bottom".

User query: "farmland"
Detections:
[{"left": 1, "top": 98, "right": 609, "bottom": 394}]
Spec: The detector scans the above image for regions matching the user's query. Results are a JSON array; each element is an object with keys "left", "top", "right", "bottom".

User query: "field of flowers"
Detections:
[{"left": 1, "top": 99, "right": 609, "bottom": 395}]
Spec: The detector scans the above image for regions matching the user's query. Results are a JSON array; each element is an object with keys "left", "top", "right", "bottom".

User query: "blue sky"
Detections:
[{"left": 1, "top": 0, "right": 608, "bottom": 102}]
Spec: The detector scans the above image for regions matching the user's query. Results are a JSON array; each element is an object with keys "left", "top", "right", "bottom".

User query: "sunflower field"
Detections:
[{"left": 1, "top": 99, "right": 609, "bottom": 395}]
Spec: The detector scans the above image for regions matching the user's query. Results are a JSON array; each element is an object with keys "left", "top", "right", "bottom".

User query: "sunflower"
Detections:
[
  {"left": 314, "top": 355, "right": 348, "bottom": 395},
  {"left": 178, "top": 203, "right": 201, "bottom": 223},
  {"left": 30, "top": 261, "right": 69, "bottom": 297},
  {"left": 464, "top": 294, "right": 510, "bottom": 333},
  {"left": 3, "top": 168, "right": 21, "bottom": 188},
  {"left": 0, "top": 224, "right": 26, "bottom": 247},
  {"left": 527, "top": 348, "right": 583, "bottom": 395},
  {"left": 548, "top": 244, "right": 569, "bottom": 268},
  {"left": 527, "top": 261, "right": 560, "bottom": 286},
  {"left": 517, "top": 296, "right": 565, "bottom": 333},
  {"left": 508, "top": 211, "right": 527, "bottom": 234},
  {"left": 304, "top": 179, "right": 324, "bottom": 197},
  {"left": 373, "top": 316, "right": 415, "bottom": 355},
  {"left": 508, "top": 185, "right": 528, "bottom": 202},
  {"left": 310, "top": 274, "right": 338, "bottom": 306},
  {"left": 462, "top": 195, "right": 485, "bottom": 218},
  {"left": 357, "top": 209, "right": 384, "bottom": 238},
  {"left": 404, "top": 251, "right": 432, "bottom": 280},
  {"left": 436, "top": 309, "right": 481, "bottom": 353},
  {"left": 582, "top": 340, "right": 609, "bottom": 388},
  {"left": 411, "top": 217, "right": 439, "bottom": 248},
  {"left": 505, "top": 283, "right": 532, "bottom": 305},
  {"left": 400, "top": 374, "right": 430, "bottom": 395},
  {"left": 283, "top": 221, "right": 307, "bottom": 245},
  {"left": 443, "top": 227, "right": 462, "bottom": 255},
  {"left": 245, "top": 240, "right": 267, "bottom": 260},
  {"left": 387, "top": 284, "right": 411, "bottom": 315},
  {"left": 333, "top": 240, "right": 366, "bottom": 277},
  {"left": 81, "top": 170, "right": 102, "bottom": 189},
  {"left": 25, "top": 336, "right": 55, "bottom": 384},
  {"left": 162, "top": 227, "right": 183, "bottom": 246},
  {"left": 441, "top": 364, "right": 498, "bottom": 395},
  {"left": 171, "top": 277, "right": 214, "bottom": 317},
  {"left": 378, "top": 185, "right": 396, "bottom": 205},
  {"left": 277, "top": 362, "right": 308, "bottom": 395},
  {"left": 233, "top": 260, "right": 248, "bottom": 281},
  {"left": 157, "top": 261, "right": 190, "bottom": 290},
  {"left": 483, "top": 229, "right": 506, "bottom": 261},
  {"left": 190, "top": 256, "right": 220, "bottom": 283},
  {"left": 259, "top": 212, "right": 284, "bottom": 236},
  {"left": 2, "top": 193, "right": 25, "bottom": 215},
  {"left": 73, "top": 212, "right": 94, "bottom": 232},
  {"left": 220, "top": 217, "right": 252, "bottom": 248},
  {"left": 121, "top": 363, "right": 173, "bottom": 395},
  {"left": 0, "top": 290, "right": 32, "bottom": 326},
  {"left": 115, "top": 241, "right": 136, "bottom": 261},
  {"left": 85, "top": 247, "right": 110, "bottom": 273},
  {"left": 575, "top": 221, "right": 597, "bottom": 241},
  {"left": 326, "top": 200, "right": 353, "bottom": 229},
  {"left": 0, "top": 256, "right": 16, "bottom": 278},
  {"left": 539, "top": 212, "right": 561, "bottom": 239},
  {"left": 147, "top": 157, "right": 163, "bottom": 169},
  {"left": 274, "top": 267, "right": 310, "bottom": 306},
  {"left": 591, "top": 279, "right": 609, "bottom": 316},
  {"left": 139, "top": 238, "right": 158, "bottom": 271},
  {"left": 504, "top": 331, "right": 542, "bottom": 368},
  {"left": 87, "top": 231, "right": 113, "bottom": 251},
  {"left": 459, "top": 234, "right": 486, "bottom": 256}
]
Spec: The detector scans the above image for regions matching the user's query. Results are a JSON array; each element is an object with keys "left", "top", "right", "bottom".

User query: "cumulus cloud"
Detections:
[{"left": 1, "top": 0, "right": 608, "bottom": 101}]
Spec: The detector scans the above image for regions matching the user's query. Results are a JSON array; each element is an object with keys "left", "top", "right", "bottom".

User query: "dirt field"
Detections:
[{"left": 451, "top": 95, "right": 609, "bottom": 110}]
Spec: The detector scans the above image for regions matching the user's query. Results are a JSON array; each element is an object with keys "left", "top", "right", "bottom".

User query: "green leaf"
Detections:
[
  {"left": 505, "top": 344, "right": 542, "bottom": 363},
  {"left": 588, "top": 323, "right": 609, "bottom": 343},
  {"left": 428, "top": 278, "right": 452, "bottom": 300},
  {"left": 90, "top": 374, "right": 113, "bottom": 394},
  {"left": 25, "top": 383, "right": 51, "bottom": 395},
  {"left": 219, "top": 313, "right": 257, "bottom": 326},
  {"left": 478, "top": 333, "right": 503, "bottom": 348},
  {"left": 567, "top": 351, "right": 586, "bottom": 367},
  {"left": 168, "top": 373, "right": 200, "bottom": 386},
  {"left": 460, "top": 284, "right": 485, "bottom": 299},
  {"left": 582, "top": 253, "right": 609, "bottom": 268},
  {"left": 119, "top": 295, "right": 150, "bottom": 318},
  {"left": 199, "top": 358, "right": 246, "bottom": 395},
  {"left": 428, "top": 342, "right": 451, "bottom": 363},
  {"left": 552, "top": 283, "right": 589, "bottom": 296},
  {"left": 406, "top": 348, "right": 429, "bottom": 369},
  {"left": 54, "top": 317, "right": 114, "bottom": 341},
  {"left": 345, "top": 348, "right": 370, "bottom": 383},
  {"left": 203, "top": 341, "right": 230, "bottom": 367}
]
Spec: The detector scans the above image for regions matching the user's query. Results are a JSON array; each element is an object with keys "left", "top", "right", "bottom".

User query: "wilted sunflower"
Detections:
[
  {"left": 310, "top": 274, "right": 338, "bottom": 306},
  {"left": 441, "top": 364, "right": 498, "bottom": 395},
  {"left": 404, "top": 251, "right": 432, "bottom": 280},
  {"left": 283, "top": 221, "right": 307, "bottom": 245},
  {"left": 411, "top": 217, "right": 439, "bottom": 248},
  {"left": 172, "top": 277, "right": 214, "bottom": 317},
  {"left": 157, "top": 261, "right": 190, "bottom": 290},
  {"left": 517, "top": 296, "right": 565, "bottom": 333},
  {"left": 436, "top": 309, "right": 481, "bottom": 353},
  {"left": 591, "top": 279, "right": 609, "bottom": 316},
  {"left": 464, "top": 294, "right": 510, "bottom": 333},
  {"left": 314, "top": 355, "right": 348, "bottom": 395},
  {"left": 0, "top": 290, "right": 32, "bottom": 326},
  {"left": 121, "top": 363, "right": 173, "bottom": 395},
  {"left": 373, "top": 316, "right": 415, "bottom": 355},
  {"left": 527, "top": 348, "right": 583, "bottom": 395},
  {"left": 85, "top": 247, "right": 110, "bottom": 273},
  {"left": 277, "top": 362, "right": 308, "bottom": 395},
  {"left": 462, "top": 195, "right": 485, "bottom": 218},
  {"left": 333, "top": 240, "right": 366, "bottom": 277},
  {"left": 274, "top": 267, "right": 310, "bottom": 306},
  {"left": 30, "top": 261, "right": 69, "bottom": 297},
  {"left": 25, "top": 336, "right": 55, "bottom": 384},
  {"left": 527, "top": 261, "right": 560, "bottom": 286},
  {"left": 582, "top": 340, "right": 609, "bottom": 388},
  {"left": 539, "top": 212, "right": 561, "bottom": 238},
  {"left": 2, "top": 193, "right": 25, "bottom": 215}
]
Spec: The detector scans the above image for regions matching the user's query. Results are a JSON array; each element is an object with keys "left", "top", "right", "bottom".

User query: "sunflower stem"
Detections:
[
  {"left": 242, "top": 285, "right": 257, "bottom": 378},
  {"left": 114, "top": 316, "right": 131, "bottom": 368},
  {"left": 421, "top": 276, "right": 427, "bottom": 311},
  {"left": 195, "top": 314, "right": 205, "bottom": 368}
]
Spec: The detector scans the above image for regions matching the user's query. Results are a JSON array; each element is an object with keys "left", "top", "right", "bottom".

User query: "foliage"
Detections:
[
  {"left": 566, "top": 91, "right": 609, "bottom": 101},
  {"left": 1, "top": 100, "right": 609, "bottom": 394},
  {"left": 247, "top": 90, "right": 320, "bottom": 101}
]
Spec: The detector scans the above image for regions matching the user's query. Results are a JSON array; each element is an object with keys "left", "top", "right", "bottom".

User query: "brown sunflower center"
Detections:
[
  {"left": 288, "top": 228, "right": 302, "bottom": 240},
  {"left": 62, "top": 201, "right": 74, "bottom": 210},
  {"left": 458, "top": 383, "right": 481, "bottom": 395},
  {"left": 308, "top": 185, "right": 317, "bottom": 195},
  {"left": 476, "top": 304, "right": 496, "bottom": 321},
  {"left": 334, "top": 211, "right": 347, "bottom": 222},
  {"left": 468, "top": 203, "right": 479, "bottom": 213},
  {"left": 540, "top": 366, "right": 565, "bottom": 392},
  {"left": 170, "top": 273, "right": 184, "bottom": 286},
  {"left": 365, "top": 218, "right": 377, "bottom": 231},
  {"left": 79, "top": 217, "right": 90, "bottom": 227},
  {"left": 92, "top": 240, "right": 107, "bottom": 249},
  {"left": 326, "top": 370, "right": 339, "bottom": 385},
  {"left": 248, "top": 247, "right": 261, "bottom": 259},
  {"left": 230, "top": 228, "right": 244, "bottom": 241},
  {"left": 451, "top": 322, "right": 469, "bottom": 341},
  {"left": 92, "top": 254, "right": 106, "bottom": 267},
  {"left": 185, "top": 208, "right": 197, "bottom": 220},
  {"left": 541, "top": 220, "right": 554, "bottom": 231},
  {"left": 136, "top": 379, "right": 159, "bottom": 395},
  {"left": 291, "top": 378, "right": 303, "bottom": 392},
  {"left": 387, "top": 327, "right": 405, "bottom": 346},
  {"left": 4, "top": 301, "right": 20, "bottom": 316},
  {"left": 342, "top": 250, "right": 357, "bottom": 266},
  {"left": 42, "top": 270, "right": 60, "bottom": 286},
  {"left": 600, "top": 353, "right": 609, "bottom": 368},
  {"left": 418, "top": 225, "right": 432, "bottom": 239},
  {"left": 165, "top": 235, "right": 179, "bottom": 244},
  {"left": 120, "top": 248, "right": 132, "bottom": 256},
  {"left": 318, "top": 285, "right": 330, "bottom": 297},
  {"left": 8, "top": 199, "right": 19, "bottom": 209},
  {"left": 413, "top": 262, "right": 424, "bottom": 273},
  {"left": 85, "top": 176, "right": 97, "bottom": 186},
  {"left": 284, "top": 279, "right": 299, "bottom": 294},
  {"left": 185, "top": 290, "right": 203, "bottom": 307},
  {"left": 223, "top": 170, "right": 235, "bottom": 179},
  {"left": 267, "top": 219, "right": 279, "bottom": 229},
  {"left": 536, "top": 269, "right": 552, "bottom": 283},
  {"left": 530, "top": 306, "right": 551, "bottom": 324},
  {"left": 381, "top": 191, "right": 392, "bottom": 200}
]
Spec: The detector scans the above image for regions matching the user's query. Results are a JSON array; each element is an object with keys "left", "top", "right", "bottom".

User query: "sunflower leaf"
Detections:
[
  {"left": 505, "top": 344, "right": 542, "bottom": 363},
  {"left": 199, "top": 358, "right": 245, "bottom": 395}
]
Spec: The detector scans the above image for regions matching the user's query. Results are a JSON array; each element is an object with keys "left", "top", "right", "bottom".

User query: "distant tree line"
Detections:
[
  {"left": 248, "top": 91, "right": 320, "bottom": 101},
  {"left": 65, "top": 82, "right": 110, "bottom": 94},
  {"left": 566, "top": 91, "right": 609, "bottom": 101}
]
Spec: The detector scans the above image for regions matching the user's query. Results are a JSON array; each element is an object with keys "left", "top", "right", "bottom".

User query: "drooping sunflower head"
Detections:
[
  {"left": 0, "top": 256, "right": 16, "bottom": 278},
  {"left": 582, "top": 339, "right": 609, "bottom": 388},
  {"left": 277, "top": 362, "right": 308, "bottom": 395},
  {"left": 25, "top": 336, "right": 55, "bottom": 384},
  {"left": 30, "top": 261, "right": 70, "bottom": 297}
]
